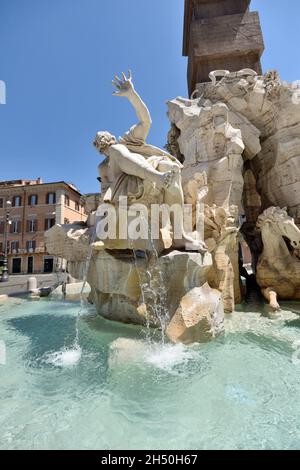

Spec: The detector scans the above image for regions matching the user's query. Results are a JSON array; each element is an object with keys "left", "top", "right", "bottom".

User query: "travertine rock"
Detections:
[
  {"left": 45, "top": 223, "right": 90, "bottom": 262},
  {"left": 50, "top": 282, "right": 91, "bottom": 302},
  {"left": 193, "top": 69, "right": 300, "bottom": 218},
  {"left": 168, "top": 98, "right": 245, "bottom": 212},
  {"left": 68, "top": 249, "right": 212, "bottom": 326},
  {"left": 168, "top": 69, "right": 300, "bottom": 311},
  {"left": 166, "top": 283, "right": 224, "bottom": 344}
]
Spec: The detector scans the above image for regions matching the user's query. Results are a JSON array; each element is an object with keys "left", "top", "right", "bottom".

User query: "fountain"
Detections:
[
  {"left": 46, "top": 68, "right": 300, "bottom": 343},
  {"left": 45, "top": 71, "right": 225, "bottom": 344}
]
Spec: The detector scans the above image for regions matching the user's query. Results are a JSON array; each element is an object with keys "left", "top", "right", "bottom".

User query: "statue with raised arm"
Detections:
[{"left": 93, "top": 71, "right": 207, "bottom": 253}]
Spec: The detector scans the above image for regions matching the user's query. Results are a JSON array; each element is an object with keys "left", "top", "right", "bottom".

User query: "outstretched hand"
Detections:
[{"left": 112, "top": 71, "right": 134, "bottom": 97}]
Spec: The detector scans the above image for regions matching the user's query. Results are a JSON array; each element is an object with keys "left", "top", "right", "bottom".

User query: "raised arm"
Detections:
[{"left": 112, "top": 71, "right": 152, "bottom": 143}]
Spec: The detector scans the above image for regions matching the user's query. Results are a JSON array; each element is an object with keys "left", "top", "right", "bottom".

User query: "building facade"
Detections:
[{"left": 0, "top": 179, "right": 86, "bottom": 275}]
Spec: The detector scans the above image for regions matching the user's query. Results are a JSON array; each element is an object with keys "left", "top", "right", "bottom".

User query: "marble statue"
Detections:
[
  {"left": 205, "top": 205, "right": 241, "bottom": 312},
  {"left": 93, "top": 72, "right": 207, "bottom": 253},
  {"left": 256, "top": 207, "right": 300, "bottom": 311},
  {"left": 45, "top": 72, "right": 225, "bottom": 344}
]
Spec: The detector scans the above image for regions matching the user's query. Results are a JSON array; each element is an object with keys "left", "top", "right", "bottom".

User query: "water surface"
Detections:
[{"left": 0, "top": 299, "right": 300, "bottom": 450}]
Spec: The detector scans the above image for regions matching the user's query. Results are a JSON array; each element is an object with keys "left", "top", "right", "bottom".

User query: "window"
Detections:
[
  {"left": 12, "top": 196, "right": 22, "bottom": 207},
  {"left": 27, "top": 219, "right": 37, "bottom": 233},
  {"left": 65, "top": 195, "right": 70, "bottom": 207},
  {"left": 75, "top": 202, "right": 79, "bottom": 212},
  {"left": 11, "top": 241, "right": 19, "bottom": 252},
  {"left": 11, "top": 220, "right": 21, "bottom": 234},
  {"left": 0, "top": 198, "right": 3, "bottom": 209},
  {"left": 28, "top": 194, "right": 38, "bottom": 206},
  {"left": 44, "top": 218, "right": 55, "bottom": 230},
  {"left": 26, "top": 240, "right": 36, "bottom": 252},
  {"left": 46, "top": 193, "right": 56, "bottom": 205}
]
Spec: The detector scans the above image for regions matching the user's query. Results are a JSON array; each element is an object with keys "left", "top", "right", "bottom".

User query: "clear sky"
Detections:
[{"left": 1, "top": 0, "right": 300, "bottom": 194}]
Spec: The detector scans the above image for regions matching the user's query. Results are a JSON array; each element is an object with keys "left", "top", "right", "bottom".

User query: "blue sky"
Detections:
[{"left": 0, "top": 0, "right": 300, "bottom": 194}]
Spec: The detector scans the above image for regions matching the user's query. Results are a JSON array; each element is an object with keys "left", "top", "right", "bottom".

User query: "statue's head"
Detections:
[{"left": 93, "top": 131, "right": 117, "bottom": 154}]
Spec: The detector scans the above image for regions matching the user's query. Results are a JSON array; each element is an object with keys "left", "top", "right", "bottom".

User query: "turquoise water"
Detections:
[{"left": 1, "top": 299, "right": 300, "bottom": 450}]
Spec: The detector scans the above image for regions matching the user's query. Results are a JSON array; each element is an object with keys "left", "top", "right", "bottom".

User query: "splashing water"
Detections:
[
  {"left": 43, "top": 345, "right": 82, "bottom": 368},
  {"left": 130, "top": 229, "right": 169, "bottom": 344},
  {"left": 73, "top": 227, "right": 98, "bottom": 346}
]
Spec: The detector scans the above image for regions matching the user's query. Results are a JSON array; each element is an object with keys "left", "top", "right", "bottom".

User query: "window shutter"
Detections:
[
  {"left": 17, "top": 220, "right": 21, "bottom": 233},
  {"left": 0, "top": 221, "right": 4, "bottom": 234},
  {"left": 34, "top": 220, "right": 38, "bottom": 232}
]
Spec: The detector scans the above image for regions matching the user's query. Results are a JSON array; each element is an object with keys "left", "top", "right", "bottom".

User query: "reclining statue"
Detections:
[{"left": 93, "top": 71, "right": 207, "bottom": 253}]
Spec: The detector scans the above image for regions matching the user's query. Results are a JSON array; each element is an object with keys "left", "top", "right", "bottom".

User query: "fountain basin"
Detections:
[{"left": 1, "top": 298, "right": 300, "bottom": 450}]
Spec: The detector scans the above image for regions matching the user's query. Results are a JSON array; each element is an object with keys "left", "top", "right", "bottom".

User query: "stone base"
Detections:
[
  {"left": 50, "top": 282, "right": 91, "bottom": 302},
  {"left": 69, "top": 249, "right": 213, "bottom": 327}
]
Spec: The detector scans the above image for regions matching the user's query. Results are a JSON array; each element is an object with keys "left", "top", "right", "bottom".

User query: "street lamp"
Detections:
[{"left": 0, "top": 199, "right": 12, "bottom": 282}]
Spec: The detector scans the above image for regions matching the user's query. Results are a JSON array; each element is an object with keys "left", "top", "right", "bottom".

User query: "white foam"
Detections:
[
  {"left": 108, "top": 338, "right": 198, "bottom": 373},
  {"left": 44, "top": 346, "right": 82, "bottom": 367},
  {"left": 145, "top": 343, "right": 196, "bottom": 371}
]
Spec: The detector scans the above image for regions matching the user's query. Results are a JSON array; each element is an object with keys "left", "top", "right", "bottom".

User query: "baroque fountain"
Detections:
[
  {"left": 46, "top": 68, "right": 300, "bottom": 344},
  {"left": 3, "top": 0, "right": 300, "bottom": 451}
]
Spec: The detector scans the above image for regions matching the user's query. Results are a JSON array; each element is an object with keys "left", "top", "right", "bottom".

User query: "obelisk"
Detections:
[{"left": 183, "top": 0, "right": 264, "bottom": 95}]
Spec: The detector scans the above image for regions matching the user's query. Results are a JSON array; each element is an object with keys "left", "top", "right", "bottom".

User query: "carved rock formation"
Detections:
[
  {"left": 168, "top": 69, "right": 300, "bottom": 312},
  {"left": 166, "top": 283, "right": 225, "bottom": 344},
  {"left": 46, "top": 222, "right": 215, "bottom": 329}
]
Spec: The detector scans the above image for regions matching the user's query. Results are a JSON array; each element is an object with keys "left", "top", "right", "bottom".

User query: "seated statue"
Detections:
[{"left": 93, "top": 71, "right": 207, "bottom": 253}]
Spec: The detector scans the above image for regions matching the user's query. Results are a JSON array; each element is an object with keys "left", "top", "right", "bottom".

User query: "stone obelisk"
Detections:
[{"left": 183, "top": 0, "right": 265, "bottom": 95}]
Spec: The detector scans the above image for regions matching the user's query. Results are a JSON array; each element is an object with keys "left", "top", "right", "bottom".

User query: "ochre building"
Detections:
[{"left": 0, "top": 178, "right": 86, "bottom": 274}]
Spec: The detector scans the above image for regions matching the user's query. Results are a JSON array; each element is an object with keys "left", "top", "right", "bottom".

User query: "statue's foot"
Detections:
[
  {"left": 270, "top": 300, "right": 281, "bottom": 312},
  {"left": 264, "top": 288, "right": 281, "bottom": 312}
]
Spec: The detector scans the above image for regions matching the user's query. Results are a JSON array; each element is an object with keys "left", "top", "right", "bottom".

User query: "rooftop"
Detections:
[{"left": 0, "top": 179, "right": 81, "bottom": 194}]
